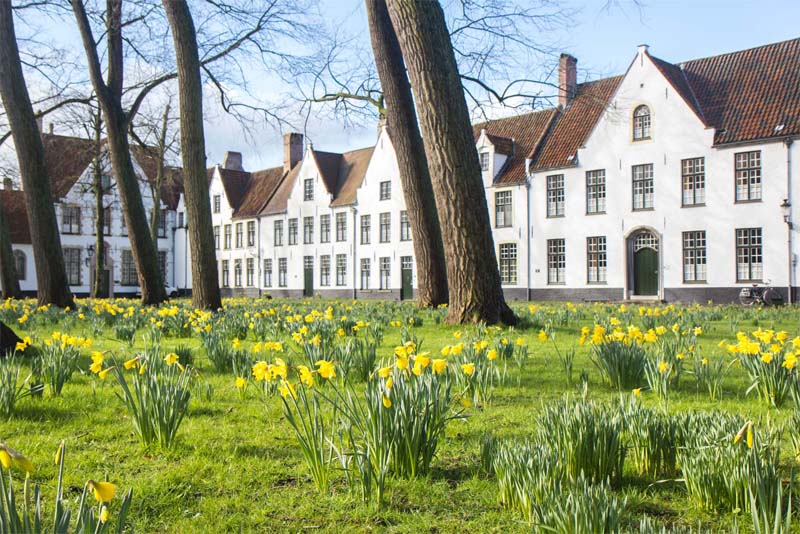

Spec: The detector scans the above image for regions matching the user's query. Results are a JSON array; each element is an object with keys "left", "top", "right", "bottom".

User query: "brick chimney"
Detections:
[
  {"left": 222, "top": 151, "right": 243, "bottom": 171},
  {"left": 283, "top": 132, "right": 303, "bottom": 173},
  {"left": 558, "top": 53, "right": 577, "bottom": 108}
]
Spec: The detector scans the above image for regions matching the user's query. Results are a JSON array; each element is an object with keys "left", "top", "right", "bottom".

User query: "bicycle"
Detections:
[{"left": 738, "top": 281, "right": 784, "bottom": 307}]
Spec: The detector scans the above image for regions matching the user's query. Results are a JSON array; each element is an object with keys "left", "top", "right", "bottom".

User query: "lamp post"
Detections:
[{"left": 781, "top": 198, "right": 793, "bottom": 304}]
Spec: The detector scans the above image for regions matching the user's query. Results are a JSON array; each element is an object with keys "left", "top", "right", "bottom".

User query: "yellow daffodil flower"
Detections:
[
  {"left": 461, "top": 363, "right": 475, "bottom": 376},
  {"left": 316, "top": 360, "right": 336, "bottom": 380},
  {"left": 88, "top": 480, "right": 116, "bottom": 503}
]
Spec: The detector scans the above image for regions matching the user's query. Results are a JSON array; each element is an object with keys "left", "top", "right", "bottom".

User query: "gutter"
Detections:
[
  {"left": 351, "top": 206, "right": 358, "bottom": 300},
  {"left": 525, "top": 157, "right": 532, "bottom": 301},
  {"left": 786, "top": 138, "right": 794, "bottom": 304}
]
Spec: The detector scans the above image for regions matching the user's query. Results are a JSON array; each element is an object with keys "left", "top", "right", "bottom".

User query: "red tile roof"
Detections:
[
  {"left": 473, "top": 109, "right": 559, "bottom": 184},
  {"left": 233, "top": 166, "right": 285, "bottom": 218},
  {"left": 532, "top": 76, "right": 623, "bottom": 171},
  {"left": 331, "top": 147, "right": 374, "bottom": 207},
  {"left": 679, "top": 37, "right": 800, "bottom": 145},
  {"left": 41, "top": 134, "right": 98, "bottom": 198},
  {"left": 649, "top": 54, "right": 707, "bottom": 125}
]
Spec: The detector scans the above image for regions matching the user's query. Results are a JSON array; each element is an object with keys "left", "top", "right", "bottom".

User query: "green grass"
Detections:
[{"left": 1, "top": 299, "right": 799, "bottom": 532}]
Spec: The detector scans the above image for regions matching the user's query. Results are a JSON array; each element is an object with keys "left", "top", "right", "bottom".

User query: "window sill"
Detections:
[
  {"left": 681, "top": 203, "right": 706, "bottom": 208},
  {"left": 632, "top": 207, "right": 655, "bottom": 212},
  {"left": 587, "top": 282, "right": 607, "bottom": 285},
  {"left": 546, "top": 214, "right": 565, "bottom": 219},
  {"left": 547, "top": 282, "right": 566, "bottom": 286},
  {"left": 736, "top": 280, "right": 763, "bottom": 284},
  {"left": 632, "top": 136, "right": 652, "bottom": 142},
  {"left": 682, "top": 280, "right": 708, "bottom": 285},
  {"left": 495, "top": 224, "right": 513, "bottom": 229},
  {"left": 734, "top": 199, "right": 762, "bottom": 204},
  {"left": 585, "top": 211, "right": 606, "bottom": 216}
]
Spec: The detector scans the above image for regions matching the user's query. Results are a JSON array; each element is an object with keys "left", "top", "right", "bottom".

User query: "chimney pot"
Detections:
[
  {"left": 35, "top": 114, "right": 43, "bottom": 134},
  {"left": 283, "top": 132, "right": 303, "bottom": 173},
  {"left": 637, "top": 44, "right": 650, "bottom": 55},
  {"left": 558, "top": 53, "right": 578, "bottom": 108},
  {"left": 222, "top": 151, "right": 243, "bottom": 171},
  {"left": 49, "top": 123, "right": 54, "bottom": 134}
]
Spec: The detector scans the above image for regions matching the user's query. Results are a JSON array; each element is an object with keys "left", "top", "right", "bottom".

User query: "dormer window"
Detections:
[
  {"left": 633, "top": 105, "right": 651, "bottom": 140},
  {"left": 479, "top": 151, "right": 490, "bottom": 171}
]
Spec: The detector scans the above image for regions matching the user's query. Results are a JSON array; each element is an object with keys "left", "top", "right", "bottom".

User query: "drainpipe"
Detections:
[
  {"left": 257, "top": 217, "right": 262, "bottom": 298},
  {"left": 525, "top": 157, "right": 532, "bottom": 301},
  {"left": 786, "top": 138, "right": 794, "bottom": 304},
  {"left": 351, "top": 206, "right": 358, "bottom": 300}
]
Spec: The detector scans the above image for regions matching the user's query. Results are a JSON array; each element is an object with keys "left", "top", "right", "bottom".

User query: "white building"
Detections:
[
  {"left": 8, "top": 38, "right": 800, "bottom": 304},
  {"left": 3, "top": 132, "right": 181, "bottom": 297}
]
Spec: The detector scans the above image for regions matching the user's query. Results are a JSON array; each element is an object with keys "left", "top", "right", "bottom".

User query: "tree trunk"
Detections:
[
  {"left": 365, "top": 0, "right": 448, "bottom": 308},
  {"left": 0, "top": 194, "right": 21, "bottom": 299},
  {"left": 91, "top": 109, "right": 107, "bottom": 298},
  {"left": 162, "top": 0, "right": 222, "bottom": 310},
  {"left": 386, "top": 0, "right": 516, "bottom": 325},
  {"left": 71, "top": 0, "right": 166, "bottom": 305},
  {"left": 148, "top": 103, "right": 171, "bottom": 245},
  {"left": 0, "top": 1, "right": 74, "bottom": 308}
]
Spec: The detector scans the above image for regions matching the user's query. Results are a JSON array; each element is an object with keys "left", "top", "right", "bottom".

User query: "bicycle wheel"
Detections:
[
  {"left": 739, "top": 288, "right": 756, "bottom": 307},
  {"left": 762, "top": 288, "right": 783, "bottom": 307}
]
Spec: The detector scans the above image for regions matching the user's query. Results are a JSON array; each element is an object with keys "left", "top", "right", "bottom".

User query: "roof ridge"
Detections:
[{"left": 678, "top": 36, "right": 800, "bottom": 66}]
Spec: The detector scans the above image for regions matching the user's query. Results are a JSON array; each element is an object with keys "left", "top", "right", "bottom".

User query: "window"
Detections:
[
  {"left": 360, "top": 258, "right": 371, "bottom": 290},
  {"left": 213, "top": 226, "right": 220, "bottom": 249},
  {"left": 224, "top": 225, "right": 232, "bottom": 249},
  {"left": 288, "top": 218, "right": 298, "bottom": 245},
  {"left": 234, "top": 259, "right": 242, "bottom": 287},
  {"left": 247, "top": 221, "right": 256, "bottom": 247},
  {"left": 62, "top": 205, "right": 81, "bottom": 234},
  {"left": 547, "top": 239, "right": 565, "bottom": 284},
  {"left": 379, "top": 212, "right": 391, "bottom": 243},
  {"left": 682, "top": 231, "right": 707, "bottom": 282},
  {"left": 632, "top": 164, "right": 654, "bottom": 210},
  {"left": 546, "top": 175, "right": 565, "bottom": 217},
  {"left": 335, "top": 212, "right": 347, "bottom": 241},
  {"left": 121, "top": 249, "right": 137, "bottom": 286},
  {"left": 495, "top": 190, "right": 512, "bottom": 227},
  {"left": 379, "top": 257, "right": 391, "bottom": 289},
  {"left": 360, "top": 215, "right": 371, "bottom": 245},
  {"left": 400, "top": 211, "right": 411, "bottom": 241},
  {"left": 235, "top": 223, "right": 243, "bottom": 248},
  {"left": 304, "top": 178, "right": 314, "bottom": 201},
  {"left": 320, "top": 255, "right": 331, "bottom": 286},
  {"left": 379, "top": 181, "right": 391, "bottom": 200},
  {"left": 264, "top": 259, "right": 272, "bottom": 287},
  {"left": 274, "top": 220, "right": 283, "bottom": 246},
  {"left": 157, "top": 209, "right": 167, "bottom": 238},
  {"left": 633, "top": 105, "right": 651, "bottom": 140},
  {"left": 213, "top": 195, "right": 221, "bottom": 213},
  {"left": 101, "top": 174, "right": 112, "bottom": 191},
  {"left": 246, "top": 258, "right": 254, "bottom": 287},
  {"left": 158, "top": 250, "right": 167, "bottom": 281},
  {"left": 480, "top": 151, "right": 490, "bottom": 172},
  {"left": 320, "top": 215, "right": 330, "bottom": 243},
  {"left": 735, "top": 151, "right": 761, "bottom": 202},
  {"left": 736, "top": 228, "right": 763, "bottom": 281},
  {"left": 336, "top": 254, "right": 347, "bottom": 286},
  {"left": 586, "top": 170, "right": 606, "bottom": 214},
  {"left": 499, "top": 243, "right": 517, "bottom": 285},
  {"left": 222, "top": 260, "right": 229, "bottom": 287},
  {"left": 586, "top": 236, "right": 607, "bottom": 283},
  {"left": 303, "top": 216, "right": 314, "bottom": 244},
  {"left": 13, "top": 250, "right": 25, "bottom": 281},
  {"left": 278, "top": 258, "right": 287, "bottom": 287},
  {"left": 682, "top": 157, "right": 706, "bottom": 206},
  {"left": 177, "top": 211, "right": 184, "bottom": 228}
]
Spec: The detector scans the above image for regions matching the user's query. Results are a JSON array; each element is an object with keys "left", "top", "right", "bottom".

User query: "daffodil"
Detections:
[
  {"left": 316, "top": 360, "right": 336, "bottom": 380},
  {"left": 98, "top": 367, "right": 114, "bottom": 380},
  {"left": 164, "top": 353, "right": 179, "bottom": 366},
  {"left": 88, "top": 480, "right": 117, "bottom": 503},
  {"left": 461, "top": 363, "right": 475, "bottom": 376},
  {"left": 235, "top": 377, "right": 247, "bottom": 389},
  {"left": 658, "top": 361, "right": 669, "bottom": 374},
  {"left": 382, "top": 394, "right": 392, "bottom": 408},
  {"left": 123, "top": 357, "right": 140, "bottom": 370},
  {"left": 487, "top": 349, "right": 498, "bottom": 360},
  {"left": 632, "top": 388, "right": 642, "bottom": 397},
  {"left": 377, "top": 366, "right": 392, "bottom": 378},
  {"left": 432, "top": 359, "right": 447, "bottom": 374},
  {"left": 298, "top": 365, "right": 314, "bottom": 387}
]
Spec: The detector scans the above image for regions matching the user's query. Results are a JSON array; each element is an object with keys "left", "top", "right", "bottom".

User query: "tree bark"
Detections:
[
  {"left": 147, "top": 103, "right": 171, "bottom": 245},
  {"left": 365, "top": 0, "right": 448, "bottom": 308},
  {"left": 90, "top": 108, "right": 108, "bottom": 298},
  {"left": 162, "top": 0, "right": 222, "bottom": 310},
  {"left": 0, "top": 194, "right": 21, "bottom": 299},
  {"left": 0, "top": 1, "right": 74, "bottom": 308},
  {"left": 386, "top": 0, "right": 516, "bottom": 325},
  {"left": 71, "top": 0, "right": 166, "bottom": 305}
]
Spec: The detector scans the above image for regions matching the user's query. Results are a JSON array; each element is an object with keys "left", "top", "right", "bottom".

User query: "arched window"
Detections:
[
  {"left": 633, "top": 105, "right": 651, "bottom": 140},
  {"left": 13, "top": 250, "right": 25, "bottom": 281}
]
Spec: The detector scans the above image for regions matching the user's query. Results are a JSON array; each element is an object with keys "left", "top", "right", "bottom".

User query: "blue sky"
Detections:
[{"left": 219, "top": 0, "right": 800, "bottom": 170}]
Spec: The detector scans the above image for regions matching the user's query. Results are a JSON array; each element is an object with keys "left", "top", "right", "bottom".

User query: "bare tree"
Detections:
[
  {"left": 0, "top": 0, "right": 73, "bottom": 308},
  {"left": 387, "top": 0, "right": 516, "bottom": 325},
  {"left": 0, "top": 192, "right": 21, "bottom": 299},
  {"left": 161, "top": 0, "right": 222, "bottom": 310},
  {"left": 365, "top": 0, "right": 448, "bottom": 307}
]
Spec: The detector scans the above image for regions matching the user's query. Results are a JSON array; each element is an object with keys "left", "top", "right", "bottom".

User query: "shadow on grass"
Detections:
[{"left": 12, "top": 402, "right": 76, "bottom": 423}]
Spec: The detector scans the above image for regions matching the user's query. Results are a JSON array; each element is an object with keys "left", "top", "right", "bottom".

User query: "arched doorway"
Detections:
[{"left": 628, "top": 230, "right": 659, "bottom": 297}]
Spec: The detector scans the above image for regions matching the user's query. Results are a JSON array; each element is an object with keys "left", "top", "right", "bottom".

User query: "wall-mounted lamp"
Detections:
[{"left": 781, "top": 198, "right": 793, "bottom": 229}]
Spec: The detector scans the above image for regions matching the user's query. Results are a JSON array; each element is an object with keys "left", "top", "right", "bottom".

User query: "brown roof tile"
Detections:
[
  {"left": 680, "top": 37, "right": 800, "bottom": 145},
  {"left": 41, "top": 134, "right": 98, "bottom": 199},
  {"left": 473, "top": 109, "right": 559, "bottom": 184},
  {"left": 260, "top": 163, "right": 301, "bottom": 215},
  {"left": 312, "top": 151, "right": 343, "bottom": 195},
  {"left": 217, "top": 167, "right": 250, "bottom": 210},
  {"left": 533, "top": 76, "right": 623, "bottom": 171},
  {"left": 649, "top": 54, "right": 707, "bottom": 125},
  {"left": 331, "top": 147, "right": 374, "bottom": 207},
  {"left": 233, "top": 166, "right": 284, "bottom": 218}
]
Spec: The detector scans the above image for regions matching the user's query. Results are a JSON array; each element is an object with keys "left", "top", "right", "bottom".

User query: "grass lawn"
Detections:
[{"left": 1, "top": 298, "right": 799, "bottom": 532}]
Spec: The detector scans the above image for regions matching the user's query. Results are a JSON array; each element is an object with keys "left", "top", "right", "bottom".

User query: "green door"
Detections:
[
  {"left": 400, "top": 256, "right": 413, "bottom": 300},
  {"left": 303, "top": 256, "right": 314, "bottom": 297},
  {"left": 633, "top": 248, "right": 658, "bottom": 296}
]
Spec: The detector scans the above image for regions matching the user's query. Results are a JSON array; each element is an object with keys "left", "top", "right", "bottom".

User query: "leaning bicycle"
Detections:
[{"left": 739, "top": 281, "right": 783, "bottom": 307}]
